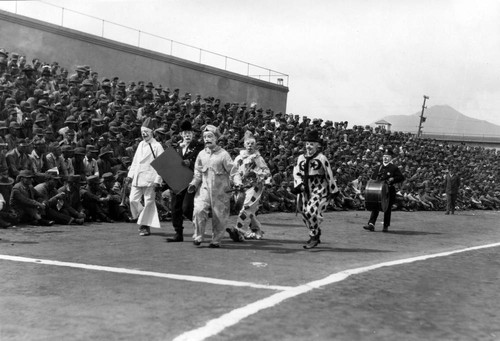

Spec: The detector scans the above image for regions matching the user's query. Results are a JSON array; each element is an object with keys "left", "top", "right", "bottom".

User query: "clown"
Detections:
[
  {"left": 292, "top": 129, "right": 338, "bottom": 249},
  {"left": 126, "top": 117, "right": 164, "bottom": 236},
  {"left": 227, "top": 130, "right": 270, "bottom": 241},
  {"left": 167, "top": 119, "right": 203, "bottom": 242},
  {"left": 188, "top": 125, "right": 233, "bottom": 248}
]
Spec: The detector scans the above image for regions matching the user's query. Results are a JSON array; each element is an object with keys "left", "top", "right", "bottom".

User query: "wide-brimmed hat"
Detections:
[
  {"left": 98, "top": 148, "right": 113, "bottom": 158},
  {"left": 86, "top": 175, "right": 102, "bottom": 184},
  {"left": 18, "top": 170, "right": 35, "bottom": 178},
  {"left": 44, "top": 171, "right": 61, "bottom": 180},
  {"left": 66, "top": 174, "right": 81, "bottom": 183}
]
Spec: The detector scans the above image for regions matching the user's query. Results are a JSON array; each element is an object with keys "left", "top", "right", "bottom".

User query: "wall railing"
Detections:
[{"left": 0, "top": 0, "right": 289, "bottom": 87}]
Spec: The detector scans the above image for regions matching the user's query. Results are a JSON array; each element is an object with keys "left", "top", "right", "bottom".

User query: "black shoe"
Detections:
[
  {"left": 139, "top": 225, "right": 151, "bottom": 236},
  {"left": 226, "top": 228, "right": 243, "bottom": 242},
  {"left": 303, "top": 234, "right": 320, "bottom": 249},
  {"left": 193, "top": 240, "right": 201, "bottom": 246},
  {"left": 208, "top": 243, "right": 220, "bottom": 248},
  {"left": 0, "top": 219, "right": 11, "bottom": 228},
  {"left": 363, "top": 223, "right": 375, "bottom": 231},
  {"left": 167, "top": 232, "right": 184, "bottom": 242},
  {"left": 38, "top": 219, "right": 54, "bottom": 226},
  {"left": 382, "top": 226, "right": 388, "bottom": 232},
  {"left": 445, "top": 212, "right": 450, "bottom": 215},
  {"left": 306, "top": 229, "right": 321, "bottom": 244}
]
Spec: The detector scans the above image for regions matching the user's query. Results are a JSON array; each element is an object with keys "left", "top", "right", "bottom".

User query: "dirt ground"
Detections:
[{"left": 0, "top": 209, "right": 499, "bottom": 341}]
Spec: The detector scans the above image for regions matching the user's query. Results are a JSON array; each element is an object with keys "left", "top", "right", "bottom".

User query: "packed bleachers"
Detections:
[{"left": 0, "top": 48, "right": 498, "bottom": 227}]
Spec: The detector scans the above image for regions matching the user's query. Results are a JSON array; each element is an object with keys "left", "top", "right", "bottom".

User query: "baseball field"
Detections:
[{"left": 1, "top": 209, "right": 499, "bottom": 340}]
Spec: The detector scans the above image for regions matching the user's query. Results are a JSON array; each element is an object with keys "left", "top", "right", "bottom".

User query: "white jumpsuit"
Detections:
[
  {"left": 127, "top": 138, "right": 164, "bottom": 228},
  {"left": 190, "top": 146, "right": 233, "bottom": 244}
]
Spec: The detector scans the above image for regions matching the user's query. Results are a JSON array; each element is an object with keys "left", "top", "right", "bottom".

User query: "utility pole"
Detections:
[{"left": 417, "top": 95, "right": 429, "bottom": 138}]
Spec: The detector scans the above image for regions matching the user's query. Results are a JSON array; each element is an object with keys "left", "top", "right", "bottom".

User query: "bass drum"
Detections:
[{"left": 364, "top": 180, "right": 389, "bottom": 212}]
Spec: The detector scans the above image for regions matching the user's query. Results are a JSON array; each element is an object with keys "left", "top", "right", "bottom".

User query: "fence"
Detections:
[{"left": 0, "top": 1, "right": 289, "bottom": 87}]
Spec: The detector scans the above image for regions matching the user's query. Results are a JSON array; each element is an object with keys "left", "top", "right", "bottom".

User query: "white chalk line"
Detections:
[
  {"left": 173, "top": 242, "right": 500, "bottom": 341},
  {"left": 0, "top": 255, "right": 292, "bottom": 291}
]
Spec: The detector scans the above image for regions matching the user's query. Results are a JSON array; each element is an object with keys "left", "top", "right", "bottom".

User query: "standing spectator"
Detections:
[{"left": 444, "top": 166, "right": 460, "bottom": 215}]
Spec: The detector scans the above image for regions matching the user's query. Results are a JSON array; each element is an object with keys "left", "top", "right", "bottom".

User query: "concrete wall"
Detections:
[{"left": 0, "top": 10, "right": 288, "bottom": 111}]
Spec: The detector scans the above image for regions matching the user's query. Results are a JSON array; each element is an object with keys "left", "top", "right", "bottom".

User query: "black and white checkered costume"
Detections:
[{"left": 293, "top": 152, "right": 338, "bottom": 237}]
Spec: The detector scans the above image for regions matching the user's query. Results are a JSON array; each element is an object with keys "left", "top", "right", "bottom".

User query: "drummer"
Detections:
[{"left": 363, "top": 147, "right": 405, "bottom": 232}]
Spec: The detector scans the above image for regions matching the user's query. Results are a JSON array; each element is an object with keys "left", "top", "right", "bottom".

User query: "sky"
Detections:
[{"left": 4, "top": 0, "right": 500, "bottom": 127}]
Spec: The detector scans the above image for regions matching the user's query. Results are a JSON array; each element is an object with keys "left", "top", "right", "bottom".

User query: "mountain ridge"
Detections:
[{"left": 373, "top": 105, "right": 500, "bottom": 136}]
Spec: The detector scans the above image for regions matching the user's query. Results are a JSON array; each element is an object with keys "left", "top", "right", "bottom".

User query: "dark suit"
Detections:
[
  {"left": 6, "top": 148, "right": 30, "bottom": 179},
  {"left": 444, "top": 173, "right": 460, "bottom": 214},
  {"left": 368, "top": 162, "right": 405, "bottom": 228},
  {"left": 171, "top": 141, "right": 203, "bottom": 232},
  {"left": 10, "top": 182, "right": 42, "bottom": 222}
]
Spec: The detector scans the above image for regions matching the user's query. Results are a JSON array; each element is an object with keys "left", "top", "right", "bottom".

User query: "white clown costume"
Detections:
[
  {"left": 228, "top": 131, "right": 271, "bottom": 241},
  {"left": 189, "top": 125, "right": 233, "bottom": 247},
  {"left": 127, "top": 118, "right": 164, "bottom": 235},
  {"left": 292, "top": 130, "right": 338, "bottom": 248}
]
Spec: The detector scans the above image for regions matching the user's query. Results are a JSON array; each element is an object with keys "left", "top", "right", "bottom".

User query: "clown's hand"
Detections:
[{"left": 291, "top": 183, "right": 304, "bottom": 195}]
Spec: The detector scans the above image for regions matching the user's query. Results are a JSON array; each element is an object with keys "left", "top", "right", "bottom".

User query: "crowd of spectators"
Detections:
[{"left": 0, "top": 47, "right": 498, "bottom": 228}]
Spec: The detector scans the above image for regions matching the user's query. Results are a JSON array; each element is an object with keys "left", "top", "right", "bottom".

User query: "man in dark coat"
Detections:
[
  {"left": 363, "top": 148, "right": 405, "bottom": 232},
  {"left": 167, "top": 120, "right": 203, "bottom": 242},
  {"left": 10, "top": 170, "right": 53, "bottom": 226},
  {"left": 444, "top": 166, "right": 460, "bottom": 215}
]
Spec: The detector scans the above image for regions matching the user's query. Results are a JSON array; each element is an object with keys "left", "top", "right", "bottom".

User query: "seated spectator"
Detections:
[
  {"left": 10, "top": 170, "right": 53, "bottom": 226},
  {"left": 0, "top": 165, "right": 18, "bottom": 227},
  {"left": 57, "top": 174, "right": 86, "bottom": 222},
  {"left": 6, "top": 141, "right": 31, "bottom": 179},
  {"left": 81, "top": 175, "right": 114, "bottom": 223},
  {"left": 101, "top": 172, "right": 131, "bottom": 222},
  {"left": 34, "top": 171, "right": 83, "bottom": 225}
]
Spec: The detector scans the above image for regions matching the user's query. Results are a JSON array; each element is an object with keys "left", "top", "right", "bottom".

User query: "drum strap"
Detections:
[{"left": 377, "top": 165, "right": 383, "bottom": 180}]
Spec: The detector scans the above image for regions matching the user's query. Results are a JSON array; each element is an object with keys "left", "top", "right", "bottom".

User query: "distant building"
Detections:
[{"left": 375, "top": 119, "right": 392, "bottom": 132}]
